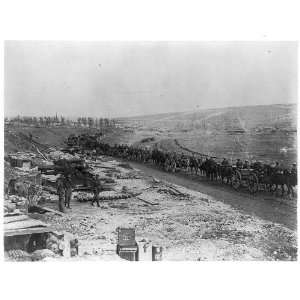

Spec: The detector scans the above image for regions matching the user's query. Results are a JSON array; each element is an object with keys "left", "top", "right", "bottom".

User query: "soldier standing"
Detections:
[
  {"left": 236, "top": 159, "right": 243, "bottom": 169},
  {"left": 91, "top": 174, "right": 102, "bottom": 207},
  {"left": 273, "top": 162, "right": 282, "bottom": 174},
  {"left": 221, "top": 158, "right": 229, "bottom": 166},
  {"left": 57, "top": 176, "right": 65, "bottom": 213},
  {"left": 243, "top": 160, "right": 250, "bottom": 169},
  {"left": 7, "top": 178, "right": 17, "bottom": 195},
  {"left": 290, "top": 163, "right": 297, "bottom": 186},
  {"left": 252, "top": 160, "right": 262, "bottom": 171},
  {"left": 291, "top": 163, "right": 297, "bottom": 175},
  {"left": 64, "top": 174, "right": 73, "bottom": 209}
]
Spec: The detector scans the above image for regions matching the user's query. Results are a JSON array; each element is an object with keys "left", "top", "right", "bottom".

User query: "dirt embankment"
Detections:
[
  {"left": 4, "top": 125, "right": 126, "bottom": 155},
  {"left": 5, "top": 126, "right": 76, "bottom": 154}
]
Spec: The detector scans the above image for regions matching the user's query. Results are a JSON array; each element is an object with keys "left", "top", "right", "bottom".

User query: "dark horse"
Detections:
[
  {"left": 268, "top": 168, "right": 296, "bottom": 197},
  {"left": 218, "top": 165, "right": 233, "bottom": 184},
  {"left": 189, "top": 156, "right": 199, "bottom": 175},
  {"left": 202, "top": 159, "right": 218, "bottom": 181},
  {"left": 285, "top": 170, "right": 297, "bottom": 197}
]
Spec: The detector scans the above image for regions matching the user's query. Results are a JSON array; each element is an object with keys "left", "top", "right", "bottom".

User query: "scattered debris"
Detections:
[
  {"left": 4, "top": 195, "right": 28, "bottom": 214},
  {"left": 115, "top": 172, "right": 142, "bottom": 179},
  {"left": 164, "top": 184, "right": 188, "bottom": 196},
  {"left": 32, "top": 204, "right": 65, "bottom": 216},
  {"left": 31, "top": 249, "right": 56, "bottom": 261},
  {"left": 5, "top": 249, "right": 32, "bottom": 262},
  {"left": 48, "top": 150, "right": 80, "bottom": 161},
  {"left": 117, "top": 162, "right": 133, "bottom": 169},
  {"left": 199, "top": 197, "right": 210, "bottom": 204},
  {"left": 74, "top": 190, "right": 137, "bottom": 202},
  {"left": 157, "top": 187, "right": 182, "bottom": 196},
  {"left": 136, "top": 195, "right": 159, "bottom": 206}
]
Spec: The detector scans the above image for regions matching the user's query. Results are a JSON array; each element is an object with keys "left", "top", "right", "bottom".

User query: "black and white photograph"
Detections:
[{"left": 3, "top": 40, "right": 297, "bottom": 262}]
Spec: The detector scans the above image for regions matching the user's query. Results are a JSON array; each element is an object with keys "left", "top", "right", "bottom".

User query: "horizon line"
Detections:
[{"left": 5, "top": 101, "right": 297, "bottom": 119}]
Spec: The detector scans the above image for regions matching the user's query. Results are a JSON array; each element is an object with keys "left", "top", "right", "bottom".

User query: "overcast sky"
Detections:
[{"left": 4, "top": 41, "right": 297, "bottom": 118}]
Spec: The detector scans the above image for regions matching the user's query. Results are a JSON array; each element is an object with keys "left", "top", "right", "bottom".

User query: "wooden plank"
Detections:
[
  {"left": 4, "top": 215, "right": 30, "bottom": 224},
  {"left": 136, "top": 196, "right": 159, "bottom": 206},
  {"left": 4, "top": 226, "right": 55, "bottom": 237},
  {"left": 33, "top": 204, "right": 65, "bottom": 216},
  {"left": 4, "top": 211, "right": 22, "bottom": 217},
  {"left": 32, "top": 143, "right": 48, "bottom": 160},
  {"left": 96, "top": 166, "right": 116, "bottom": 170},
  {"left": 164, "top": 184, "right": 186, "bottom": 195},
  {"left": 4, "top": 219, "right": 48, "bottom": 231}
]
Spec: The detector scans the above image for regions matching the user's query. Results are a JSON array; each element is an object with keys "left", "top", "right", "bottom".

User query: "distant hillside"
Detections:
[
  {"left": 120, "top": 103, "right": 297, "bottom": 133},
  {"left": 118, "top": 103, "right": 297, "bottom": 166},
  {"left": 4, "top": 104, "right": 296, "bottom": 167}
]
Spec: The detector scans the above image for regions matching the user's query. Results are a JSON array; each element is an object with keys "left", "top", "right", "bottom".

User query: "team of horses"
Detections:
[{"left": 93, "top": 143, "right": 297, "bottom": 198}]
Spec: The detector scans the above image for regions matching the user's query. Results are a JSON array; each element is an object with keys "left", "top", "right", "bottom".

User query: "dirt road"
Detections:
[{"left": 128, "top": 161, "right": 297, "bottom": 231}]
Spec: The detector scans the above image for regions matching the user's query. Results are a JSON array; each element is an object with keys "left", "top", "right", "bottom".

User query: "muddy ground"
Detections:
[{"left": 33, "top": 155, "right": 297, "bottom": 261}]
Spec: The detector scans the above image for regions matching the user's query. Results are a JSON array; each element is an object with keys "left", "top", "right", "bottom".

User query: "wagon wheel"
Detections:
[
  {"left": 248, "top": 173, "right": 259, "bottom": 193},
  {"left": 231, "top": 170, "right": 241, "bottom": 190}
]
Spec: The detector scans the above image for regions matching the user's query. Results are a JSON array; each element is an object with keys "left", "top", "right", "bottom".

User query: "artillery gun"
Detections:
[{"left": 39, "top": 155, "right": 116, "bottom": 192}]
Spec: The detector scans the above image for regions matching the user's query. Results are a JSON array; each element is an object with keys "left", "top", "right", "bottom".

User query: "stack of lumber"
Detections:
[{"left": 4, "top": 214, "right": 53, "bottom": 237}]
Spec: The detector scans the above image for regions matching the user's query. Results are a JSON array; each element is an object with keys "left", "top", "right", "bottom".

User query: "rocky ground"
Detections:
[{"left": 32, "top": 155, "right": 297, "bottom": 261}]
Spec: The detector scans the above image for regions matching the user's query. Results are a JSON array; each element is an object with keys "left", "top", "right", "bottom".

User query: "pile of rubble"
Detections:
[
  {"left": 115, "top": 172, "right": 142, "bottom": 179},
  {"left": 4, "top": 194, "right": 28, "bottom": 214},
  {"left": 39, "top": 214, "right": 101, "bottom": 239},
  {"left": 8, "top": 152, "right": 36, "bottom": 166},
  {"left": 4, "top": 149, "right": 82, "bottom": 262},
  {"left": 48, "top": 150, "right": 80, "bottom": 161},
  {"left": 73, "top": 190, "right": 139, "bottom": 202},
  {"left": 5, "top": 230, "right": 78, "bottom": 262}
]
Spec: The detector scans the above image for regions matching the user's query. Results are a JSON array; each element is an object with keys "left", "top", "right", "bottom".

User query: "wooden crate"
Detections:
[
  {"left": 116, "top": 227, "right": 139, "bottom": 261},
  {"left": 117, "top": 244, "right": 139, "bottom": 261}
]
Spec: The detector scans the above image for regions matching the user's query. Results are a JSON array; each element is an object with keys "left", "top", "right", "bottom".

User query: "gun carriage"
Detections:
[{"left": 231, "top": 167, "right": 259, "bottom": 193}]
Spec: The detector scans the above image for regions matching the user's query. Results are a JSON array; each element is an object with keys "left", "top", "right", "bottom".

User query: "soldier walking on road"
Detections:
[{"left": 91, "top": 174, "right": 102, "bottom": 207}]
